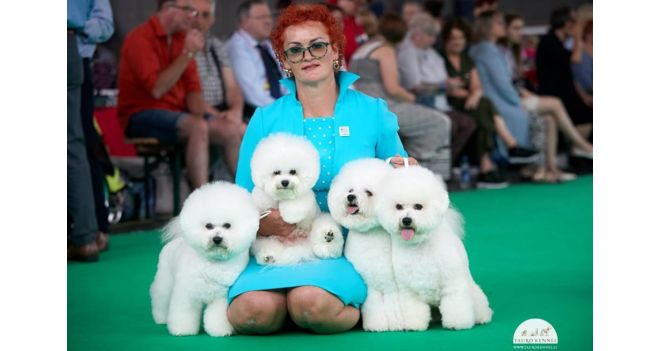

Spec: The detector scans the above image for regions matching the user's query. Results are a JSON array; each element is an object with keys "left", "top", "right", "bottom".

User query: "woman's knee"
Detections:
[
  {"left": 287, "top": 286, "right": 355, "bottom": 330},
  {"left": 227, "top": 291, "right": 287, "bottom": 334}
]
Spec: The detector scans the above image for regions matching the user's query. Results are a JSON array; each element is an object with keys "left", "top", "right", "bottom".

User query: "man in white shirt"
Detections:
[
  {"left": 225, "top": 0, "right": 287, "bottom": 116},
  {"left": 397, "top": 13, "right": 461, "bottom": 101}
]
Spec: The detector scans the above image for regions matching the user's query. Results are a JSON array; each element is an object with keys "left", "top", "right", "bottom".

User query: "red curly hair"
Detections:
[{"left": 270, "top": 3, "right": 346, "bottom": 66}]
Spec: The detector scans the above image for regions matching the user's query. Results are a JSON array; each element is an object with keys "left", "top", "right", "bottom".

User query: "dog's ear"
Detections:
[{"left": 162, "top": 217, "right": 182, "bottom": 243}]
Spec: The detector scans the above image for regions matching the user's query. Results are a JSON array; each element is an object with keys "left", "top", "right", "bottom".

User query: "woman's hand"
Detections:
[
  {"left": 388, "top": 154, "right": 419, "bottom": 168},
  {"left": 257, "top": 209, "right": 297, "bottom": 239},
  {"left": 464, "top": 92, "right": 481, "bottom": 110},
  {"left": 519, "top": 88, "right": 533, "bottom": 99}
]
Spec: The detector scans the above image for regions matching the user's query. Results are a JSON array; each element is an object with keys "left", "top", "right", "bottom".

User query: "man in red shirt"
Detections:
[
  {"left": 332, "top": 0, "right": 365, "bottom": 65},
  {"left": 118, "top": 0, "right": 241, "bottom": 188}
]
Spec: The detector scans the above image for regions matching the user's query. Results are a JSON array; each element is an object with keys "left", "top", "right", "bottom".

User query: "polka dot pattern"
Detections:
[{"left": 304, "top": 117, "right": 335, "bottom": 210}]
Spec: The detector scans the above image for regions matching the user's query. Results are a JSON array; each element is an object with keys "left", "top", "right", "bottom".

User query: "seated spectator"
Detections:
[
  {"left": 471, "top": 10, "right": 576, "bottom": 183},
  {"left": 226, "top": 0, "right": 286, "bottom": 116},
  {"left": 117, "top": 0, "right": 234, "bottom": 189},
  {"left": 441, "top": 17, "right": 539, "bottom": 187},
  {"left": 351, "top": 12, "right": 466, "bottom": 181},
  {"left": 191, "top": 0, "right": 246, "bottom": 178},
  {"left": 421, "top": 0, "right": 446, "bottom": 55},
  {"left": 324, "top": 3, "right": 345, "bottom": 28},
  {"left": 401, "top": 0, "right": 422, "bottom": 25},
  {"left": 333, "top": 0, "right": 366, "bottom": 64},
  {"left": 571, "top": 19, "right": 592, "bottom": 99},
  {"left": 535, "top": 6, "right": 592, "bottom": 139},
  {"left": 473, "top": 0, "right": 498, "bottom": 19},
  {"left": 501, "top": 13, "right": 592, "bottom": 158}
]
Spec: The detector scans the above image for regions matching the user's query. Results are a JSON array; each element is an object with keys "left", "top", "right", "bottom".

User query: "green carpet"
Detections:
[{"left": 68, "top": 176, "right": 593, "bottom": 351}]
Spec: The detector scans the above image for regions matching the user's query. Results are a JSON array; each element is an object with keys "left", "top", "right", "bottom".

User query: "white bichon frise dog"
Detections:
[
  {"left": 376, "top": 166, "right": 493, "bottom": 330},
  {"left": 150, "top": 181, "right": 259, "bottom": 336},
  {"left": 249, "top": 133, "right": 343, "bottom": 265},
  {"left": 328, "top": 158, "right": 405, "bottom": 332}
]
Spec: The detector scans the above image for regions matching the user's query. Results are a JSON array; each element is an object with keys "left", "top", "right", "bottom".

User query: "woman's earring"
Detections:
[
  {"left": 283, "top": 68, "right": 292, "bottom": 77},
  {"left": 332, "top": 59, "right": 341, "bottom": 71}
]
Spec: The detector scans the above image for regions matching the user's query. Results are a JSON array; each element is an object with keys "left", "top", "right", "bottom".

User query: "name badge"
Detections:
[{"left": 339, "top": 126, "right": 350, "bottom": 137}]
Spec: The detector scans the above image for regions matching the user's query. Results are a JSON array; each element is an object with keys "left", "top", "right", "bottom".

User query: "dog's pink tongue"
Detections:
[
  {"left": 401, "top": 229, "right": 415, "bottom": 241},
  {"left": 346, "top": 206, "right": 359, "bottom": 214}
]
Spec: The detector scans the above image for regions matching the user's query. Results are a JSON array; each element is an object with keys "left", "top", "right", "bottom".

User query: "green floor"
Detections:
[{"left": 68, "top": 176, "right": 593, "bottom": 351}]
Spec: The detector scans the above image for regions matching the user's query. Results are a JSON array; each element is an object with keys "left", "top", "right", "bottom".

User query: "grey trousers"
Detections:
[
  {"left": 390, "top": 101, "right": 453, "bottom": 180},
  {"left": 68, "top": 34, "right": 98, "bottom": 245}
]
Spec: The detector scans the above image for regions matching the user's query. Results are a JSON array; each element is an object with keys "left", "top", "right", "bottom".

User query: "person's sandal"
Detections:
[{"left": 530, "top": 170, "right": 559, "bottom": 184}]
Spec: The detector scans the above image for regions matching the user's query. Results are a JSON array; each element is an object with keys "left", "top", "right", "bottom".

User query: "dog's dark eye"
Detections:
[
  {"left": 414, "top": 204, "right": 423, "bottom": 210},
  {"left": 365, "top": 190, "right": 373, "bottom": 197},
  {"left": 273, "top": 170, "right": 281, "bottom": 175},
  {"left": 205, "top": 223, "right": 214, "bottom": 230},
  {"left": 395, "top": 204, "right": 403, "bottom": 210},
  {"left": 289, "top": 169, "right": 297, "bottom": 175},
  {"left": 349, "top": 188, "right": 354, "bottom": 193},
  {"left": 222, "top": 223, "right": 231, "bottom": 229}
]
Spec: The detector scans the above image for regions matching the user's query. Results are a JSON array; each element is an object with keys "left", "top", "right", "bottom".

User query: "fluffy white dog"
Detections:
[
  {"left": 150, "top": 181, "right": 259, "bottom": 336},
  {"left": 328, "top": 158, "right": 405, "bottom": 332},
  {"left": 376, "top": 166, "right": 493, "bottom": 330},
  {"left": 249, "top": 133, "right": 343, "bottom": 265}
]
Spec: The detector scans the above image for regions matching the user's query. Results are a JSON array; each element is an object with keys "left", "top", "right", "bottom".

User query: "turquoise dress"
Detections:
[{"left": 228, "top": 72, "right": 407, "bottom": 308}]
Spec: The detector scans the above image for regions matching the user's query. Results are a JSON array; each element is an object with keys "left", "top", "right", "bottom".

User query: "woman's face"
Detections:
[
  {"left": 445, "top": 28, "right": 467, "bottom": 54},
  {"left": 506, "top": 18, "right": 524, "bottom": 44},
  {"left": 491, "top": 15, "right": 506, "bottom": 40},
  {"left": 281, "top": 21, "right": 340, "bottom": 84}
]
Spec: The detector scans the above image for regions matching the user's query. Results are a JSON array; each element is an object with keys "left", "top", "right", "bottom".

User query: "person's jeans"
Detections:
[{"left": 68, "top": 33, "right": 98, "bottom": 245}]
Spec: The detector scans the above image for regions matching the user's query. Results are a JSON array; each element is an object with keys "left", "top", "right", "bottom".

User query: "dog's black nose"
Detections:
[
  {"left": 281, "top": 180, "right": 289, "bottom": 187},
  {"left": 212, "top": 236, "right": 223, "bottom": 245},
  {"left": 402, "top": 217, "right": 412, "bottom": 226},
  {"left": 347, "top": 194, "right": 356, "bottom": 202}
]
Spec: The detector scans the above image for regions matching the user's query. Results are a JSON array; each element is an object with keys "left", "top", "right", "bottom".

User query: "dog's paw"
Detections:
[
  {"left": 324, "top": 231, "right": 335, "bottom": 243},
  {"left": 362, "top": 311, "right": 391, "bottom": 332},
  {"left": 167, "top": 322, "right": 200, "bottom": 336},
  {"left": 474, "top": 306, "right": 493, "bottom": 325},
  {"left": 258, "top": 255, "right": 276, "bottom": 265},
  {"left": 313, "top": 241, "right": 343, "bottom": 259},
  {"left": 440, "top": 302, "right": 476, "bottom": 330},
  {"left": 204, "top": 322, "right": 234, "bottom": 337},
  {"left": 152, "top": 311, "right": 167, "bottom": 325}
]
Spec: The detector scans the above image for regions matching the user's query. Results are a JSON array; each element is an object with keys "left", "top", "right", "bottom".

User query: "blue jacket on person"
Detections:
[
  {"left": 229, "top": 71, "right": 407, "bottom": 308},
  {"left": 235, "top": 71, "right": 407, "bottom": 195}
]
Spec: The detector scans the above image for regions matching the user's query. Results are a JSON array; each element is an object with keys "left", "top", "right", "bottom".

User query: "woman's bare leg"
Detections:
[
  {"left": 536, "top": 96, "right": 592, "bottom": 153},
  {"left": 543, "top": 114, "right": 559, "bottom": 173},
  {"left": 287, "top": 286, "right": 360, "bottom": 334},
  {"left": 494, "top": 115, "right": 518, "bottom": 148},
  {"left": 480, "top": 154, "right": 496, "bottom": 173},
  {"left": 227, "top": 291, "right": 288, "bottom": 334}
]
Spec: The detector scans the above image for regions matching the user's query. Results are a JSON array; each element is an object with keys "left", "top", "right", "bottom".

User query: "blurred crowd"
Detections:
[{"left": 67, "top": 0, "right": 593, "bottom": 261}]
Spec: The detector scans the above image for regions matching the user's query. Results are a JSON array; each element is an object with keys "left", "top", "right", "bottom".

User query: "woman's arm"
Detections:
[
  {"left": 472, "top": 46, "right": 520, "bottom": 106},
  {"left": 464, "top": 68, "right": 484, "bottom": 109},
  {"left": 373, "top": 46, "right": 416, "bottom": 103}
]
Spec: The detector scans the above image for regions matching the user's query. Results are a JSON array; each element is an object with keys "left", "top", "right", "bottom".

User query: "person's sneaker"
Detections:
[
  {"left": 476, "top": 171, "right": 510, "bottom": 189},
  {"left": 508, "top": 146, "right": 540, "bottom": 164}
]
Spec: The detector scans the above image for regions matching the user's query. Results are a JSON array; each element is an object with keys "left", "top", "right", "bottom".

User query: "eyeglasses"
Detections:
[
  {"left": 198, "top": 11, "right": 212, "bottom": 19},
  {"left": 169, "top": 3, "right": 199, "bottom": 17},
  {"left": 283, "top": 42, "right": 330, "bottom": 63}
]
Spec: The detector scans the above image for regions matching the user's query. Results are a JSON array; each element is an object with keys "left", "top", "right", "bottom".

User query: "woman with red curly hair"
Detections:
[{"left": 227, "top": 3, "right": 416, "bottom": 334}]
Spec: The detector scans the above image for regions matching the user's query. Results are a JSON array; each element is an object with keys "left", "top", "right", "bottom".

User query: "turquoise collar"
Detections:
[{"left": 279, "top": 71, "right": 360, "bottom": 102}]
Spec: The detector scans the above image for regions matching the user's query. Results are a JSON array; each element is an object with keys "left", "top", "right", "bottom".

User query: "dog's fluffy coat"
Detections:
[{"left": 150, "top": 181, "right": 259, "bottom": 336}]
